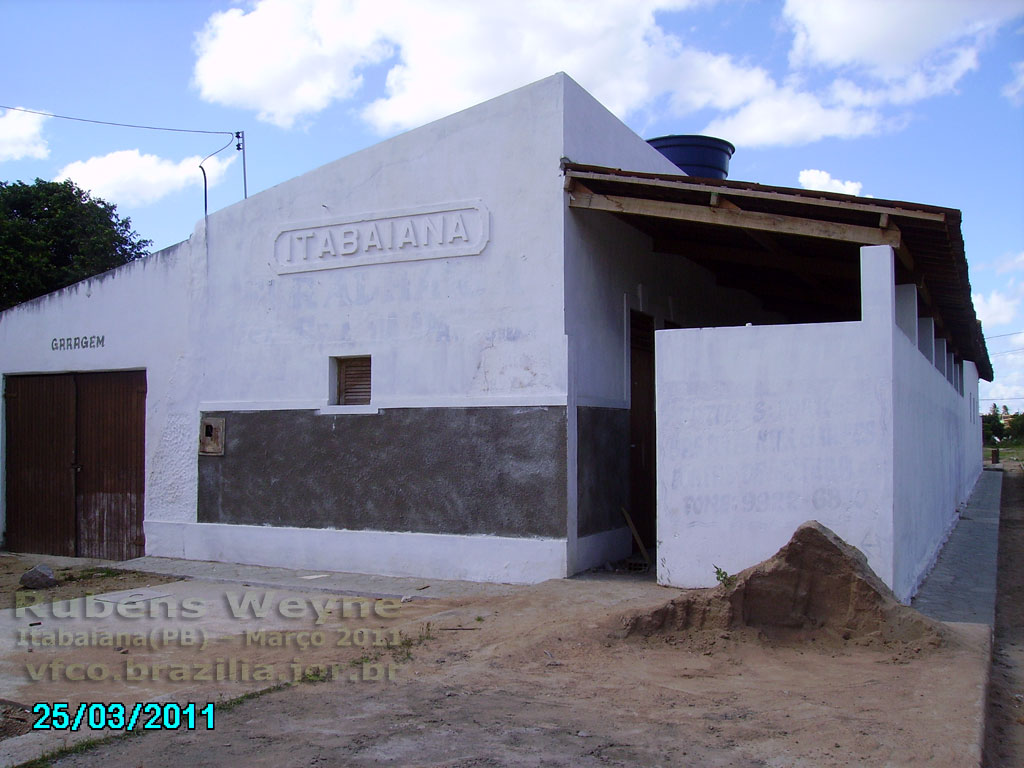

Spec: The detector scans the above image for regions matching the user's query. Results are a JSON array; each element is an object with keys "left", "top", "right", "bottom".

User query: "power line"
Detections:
[
  {"left": 0, "top": 104, "right": 233, "bottom": 137},
  {"left": 991, "top": 347, "right": 1024, "bottom": 357},
  {"left": 980, "top": 397, "right": 1024, "bottom": 400},
  {"left": 985, "top": 331, "right": 1024, "bottom": 340},
  {"left": 0, "top": 104, "right": 247, "bottom": 201}
]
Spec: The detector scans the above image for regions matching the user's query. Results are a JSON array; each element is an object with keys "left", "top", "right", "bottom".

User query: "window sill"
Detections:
[{"left": 317, "top": 405, "right": 379, "bottom": 416}]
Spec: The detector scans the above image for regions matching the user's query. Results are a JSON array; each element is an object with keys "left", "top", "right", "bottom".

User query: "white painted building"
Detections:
[{"left": 0, "top": 74, "right": 990, "bottom": 601}]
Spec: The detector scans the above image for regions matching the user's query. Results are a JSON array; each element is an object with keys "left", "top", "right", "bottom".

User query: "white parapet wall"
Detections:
[
  {"left": 891, "top": 288, "right": 982, "bottom": 598},
  {"left": 656, "top": 245, "right": 981, "bottom": 601}
]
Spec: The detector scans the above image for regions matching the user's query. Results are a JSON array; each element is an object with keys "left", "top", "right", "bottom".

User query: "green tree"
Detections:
[
  {"left": 0, "top": 178, "right": 150, "bottom": 311},
  {"left": 1008, "top": 412, "right": 1024, "bottom": 441},
  {"left": 983, "top": 403, "right": 1006, "bottom": 443}
]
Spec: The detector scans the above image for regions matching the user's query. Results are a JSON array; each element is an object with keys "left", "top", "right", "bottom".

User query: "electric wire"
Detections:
[
  {"left": 0, "top": 104, "right": 234, "bottom": 138},
  {"left": 1, "top": 103, "right": 248, "bottom": 201}
]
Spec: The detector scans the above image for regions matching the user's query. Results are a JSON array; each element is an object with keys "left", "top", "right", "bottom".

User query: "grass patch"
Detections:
[
  {"left": 988, "top": 438, "right": 1024, "bottom": 462},
  {"left": 386, "top": 622, "right": 433, "bottom": 663},
  {"left": 60, "top": 567, "right": 122, "bottom": 583},
  {"left": 216, "top": 682, "right": 290, "bottom": 711},
  {"left": 12, "top": 729, "right": 144, "bottom": 768},
  {"left": 298, "top": 667, "right": 331, "bottom": 684}
]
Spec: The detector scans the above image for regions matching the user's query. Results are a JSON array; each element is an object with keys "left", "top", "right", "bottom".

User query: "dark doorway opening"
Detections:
[
  {"left": 4, "top": 371, "right": 146, "bottom": 560},
  {"left": 629, "top": 310, "right": 656, "bottom": 554}
]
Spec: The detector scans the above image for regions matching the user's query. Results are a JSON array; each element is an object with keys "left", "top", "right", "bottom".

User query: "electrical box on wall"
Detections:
[{"left": 199, "top": 416, "right": 225, "bottom": 455}]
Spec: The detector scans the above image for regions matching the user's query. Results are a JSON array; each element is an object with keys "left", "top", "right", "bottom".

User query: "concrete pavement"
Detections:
[{"left": 912, "top": 468, "right": 1002, "bottom": 625}]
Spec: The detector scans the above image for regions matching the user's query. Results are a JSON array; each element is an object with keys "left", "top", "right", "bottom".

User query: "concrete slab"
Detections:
[
  {"left": 912, "top": 469, "right": 1001, "bottom": 625},
  {"left": 116, "top": 556, "right": 521, "bottom": 600}
]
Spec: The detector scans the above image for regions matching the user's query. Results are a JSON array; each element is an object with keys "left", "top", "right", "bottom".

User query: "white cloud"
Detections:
[
  {"left": 1004, "top": 61, "right": 1024, "bottom": 105},
  {"left": 193, "top": 0, "right": 713, "bottom": 132},
  {"left": 997, "top": 251, "right": 1024, "bottom": 273},
  {"left": 192, "top": 0, "right": 877, "bottom": 146},
  {"left": 56, "top": 150, "right": 236, "bottom": 207},
  {"left": 191, "top": 0, "right": 1024, "bottom": 148},
  {"left": 973, "top": 289, "right": 1019, "bottom": 328},
  {"left": 356, "top": 1, "right": 707, "bottom": 135},
  {"left": 785, "top": 0, "right": 1024, "bottom": 115},
  {"left": 193, "top": 0, "right": 395, "bottom": 129},
  {"left": 0, "top": 107, "right": 49, "bottom": 162},
  {"left": 784, "top": 0, "right": 1021, "bottom": 77},
  {"left": 980, "top": 374, "right": 1024, "bottom": 408},
  {"left": 797, "top": 169, "right": 863, "bottom": 195},
  {"left": 828, "top": 47, "right": 982, "bottom": 108},
  {"left": 703, "top": 86, "right": 882, "bottom": 146}
]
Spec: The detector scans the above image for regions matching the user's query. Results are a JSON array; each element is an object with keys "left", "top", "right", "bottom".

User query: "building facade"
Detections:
[{"left": 0, "top": 74, "right": 989, "bottom": 601}]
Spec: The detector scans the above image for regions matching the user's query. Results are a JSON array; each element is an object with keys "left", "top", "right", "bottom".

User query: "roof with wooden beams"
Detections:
[{"left": 564, "top": 162, "right": 992, "bottom": 381}]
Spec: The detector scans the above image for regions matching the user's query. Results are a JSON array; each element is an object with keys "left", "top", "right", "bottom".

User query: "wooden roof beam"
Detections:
[
  {"left": 713, "top": 196, "right": 827, "bottom": 290},
  {"left": 569, "top": 188, "right": 902, "bottom": 248},
  {"left": 565, "top": 168, "right": 949, "bottom": 223}
]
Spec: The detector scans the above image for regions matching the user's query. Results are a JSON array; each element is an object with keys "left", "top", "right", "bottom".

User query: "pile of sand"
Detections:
[{"left": 622, "top": 521, "right": 947, "bottom": 650}]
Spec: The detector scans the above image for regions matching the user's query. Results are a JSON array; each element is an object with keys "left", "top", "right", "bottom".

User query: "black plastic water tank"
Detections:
[{"left": 646, "top": 135, "right": 735, "bottom": 179}]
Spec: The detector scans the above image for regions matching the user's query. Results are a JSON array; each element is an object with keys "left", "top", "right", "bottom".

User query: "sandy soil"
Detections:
[
  {"left": 0, "top": 552, "right": 182, "bottom": 744},
  {"left": 0, "top": 553, "right": 179, "bottom": 611},
  {"left": 986, "top": 462, "right": 1024, "bottom": 767},
  {"left": 3, "top": 523, "right": 991, "bottom": 768}
]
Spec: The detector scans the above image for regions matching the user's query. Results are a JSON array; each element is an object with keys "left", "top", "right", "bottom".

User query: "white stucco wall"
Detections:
[
  {"left": 0, "top": 74, "right": 987, "bottom": 590},
  {"left": 558, "top": 81, "right": 785, "bottom": 571},
  {"left": 195, "top": 74, "right": 573, "bottom": 416},
  {"left": 0, "top": 74, "right": 647, "bottom": 583},
  {"left": 0, "top": 241, "right": 200, "bottom": 538},
  {"left": 891, "top": 291, "right": 982, "bottom": 598},
  {"left": 656, "top": 244, "right": 983, "bottom": 601},
  {"left": 656, "top": 246, "right": 897, "bottom": 590},
  {"left": 164, "top": 73, "right": 583, "bottom": 580}
]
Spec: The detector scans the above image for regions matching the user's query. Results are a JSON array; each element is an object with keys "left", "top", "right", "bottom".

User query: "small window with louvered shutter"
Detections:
[{"left": 333, "top": 356, "right": 371, "bottom": 405}]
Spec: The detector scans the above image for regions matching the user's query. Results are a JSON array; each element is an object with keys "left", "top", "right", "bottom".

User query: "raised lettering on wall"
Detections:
[{"left": 274, "top": 201, "right": 490, "bottom": 275}]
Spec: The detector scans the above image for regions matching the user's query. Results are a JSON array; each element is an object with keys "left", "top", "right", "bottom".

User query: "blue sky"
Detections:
[{"left": 1, "top": 0, "right": 1023, "bottom": 406}]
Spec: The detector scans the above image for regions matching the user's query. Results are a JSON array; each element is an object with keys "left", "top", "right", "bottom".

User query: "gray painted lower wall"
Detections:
[
  {"left": 198, "top": 406, "right": 567, "bottom": 538},
  {"left": 576, "top": 406, "right": 629, "bottom": 537}
]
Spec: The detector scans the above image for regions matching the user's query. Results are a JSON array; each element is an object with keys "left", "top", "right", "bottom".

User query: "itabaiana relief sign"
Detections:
[{"left": 273, "top": 201, "right": 489, "bottom": 275}]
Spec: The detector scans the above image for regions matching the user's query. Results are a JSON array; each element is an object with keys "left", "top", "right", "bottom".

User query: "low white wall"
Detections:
[
  {"left": 891, "top": 292, "right": 982, "bottom": 599},
  {"left": 656, "top": 245, "right": 983, "bottom": 601},
  {"left": 656, "top": 246, "right": 898, "bottom": 590},
  {"left": 146, "top": 521, "right": 567, "bottom": 584}
]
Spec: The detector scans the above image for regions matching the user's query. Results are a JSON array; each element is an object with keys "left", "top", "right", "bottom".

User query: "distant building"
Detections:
[{"left": 0, "top": 74, "right": 990, "bottom": 602}]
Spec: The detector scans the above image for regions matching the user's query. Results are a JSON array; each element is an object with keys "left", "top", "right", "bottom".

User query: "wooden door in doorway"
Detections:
[
  {"left": 629, "top": 311, "right": 656, "bottom": 551},
  {"left": 4, "top": 371, "right": 146, "bottom": 560}
]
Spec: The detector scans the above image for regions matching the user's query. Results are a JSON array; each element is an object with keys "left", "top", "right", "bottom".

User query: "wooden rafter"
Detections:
[
  {"left": 566, "top": 168, "right": 948, "bottom": 222},
  {"left": 569, "top": 185, "right": 902, "bottom": 248},
  {"left": 562, "top": 161, "right": 991, "bottom": 380}
]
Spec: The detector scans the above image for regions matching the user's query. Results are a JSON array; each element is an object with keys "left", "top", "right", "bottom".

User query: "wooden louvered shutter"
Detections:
[{"left": 338, "top": 357, "right": 371, "bottom": 405}]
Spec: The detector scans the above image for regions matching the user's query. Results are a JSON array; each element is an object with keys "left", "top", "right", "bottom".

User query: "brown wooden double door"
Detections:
[{"left": 4, "top": 371, "right": 146, "bottom": 560}]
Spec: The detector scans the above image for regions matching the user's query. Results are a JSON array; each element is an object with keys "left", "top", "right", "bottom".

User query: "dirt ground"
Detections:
[
  {"left": 0, "top": 553, "right": 181, "bottom": 744},
  {"left": 985, "top": 462, "right": 1024, "bottom": 767},
  {"left": 0, "top": 553, "right": 179, "bottom": 611},
  {"left": 0, "top": 523, "right": 996, "bottom": 768}
]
